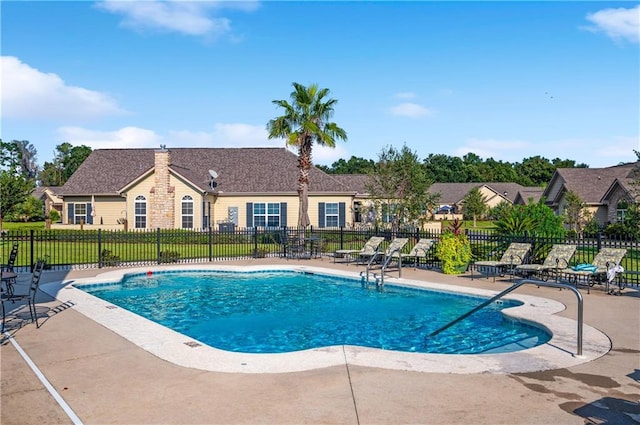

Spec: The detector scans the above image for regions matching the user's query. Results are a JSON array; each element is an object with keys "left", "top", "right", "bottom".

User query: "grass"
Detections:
[{"left": 1, "top": 221, "right": 46, "bottom": 231}]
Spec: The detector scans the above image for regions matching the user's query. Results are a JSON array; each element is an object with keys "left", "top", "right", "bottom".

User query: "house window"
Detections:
[
  {"left": 74, "top": 203, "right": 87, "bottom": 224},
  {"left": 325, "top": 202, "right": 339, "bottom": 227},
  {"left": 381, "top": 203, "right": 397, "bottom": 223},
  {"left": 616, "top": 200, "right": 629, "bottom": 222},
  {"left": 182, "top": 195, "right": 194, "bottom": 229},
  {"left": 253, "top": 202, "right": 280, "bottom": 227},
  {"left": 134, "top": 195, "right": 147, "bottom": 229}
]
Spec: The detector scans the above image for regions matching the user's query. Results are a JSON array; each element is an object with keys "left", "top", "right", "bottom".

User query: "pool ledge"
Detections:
[{"left": 40, "top": 264, "right": 611, "bottom": 374}]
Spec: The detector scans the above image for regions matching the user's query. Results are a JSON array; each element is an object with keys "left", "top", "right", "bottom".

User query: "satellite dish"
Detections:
[{"left": 209, "top": 169, "right": 218, "bottom": 179}]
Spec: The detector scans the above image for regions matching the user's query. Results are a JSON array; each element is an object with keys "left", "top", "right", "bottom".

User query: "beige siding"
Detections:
[
  {"left": 93, "top": 196, "right": 126, "bottom": 225},
  {"left": 478, "top": 187, "right": 507, "bottom": 209},
  {"left": 123, "top": 175, "right": 156, "bottom": 229},
  {"left": 170, "top": 174, "right": 205, "bottom": 229},
  {"left": 213, "top": 194, "right": 354, "bottom": 228}
]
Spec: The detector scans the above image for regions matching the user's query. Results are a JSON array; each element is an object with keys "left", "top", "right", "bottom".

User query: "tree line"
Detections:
[
  {"left": 317, "top": 152, "right": 588, "bottom": 187},
  {"left": 0, "top": 139, "right": 92, "bottom": 223}
]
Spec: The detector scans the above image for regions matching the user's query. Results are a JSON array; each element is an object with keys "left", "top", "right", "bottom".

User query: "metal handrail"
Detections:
[
  {"left": 379, "top": 248, "right": 403, "bottom": 286},
  {"left": 363, "top": 248, "right": 404, "bottom": 287},
  {"left": 426, "top": 279, "right": 584, "bottom": 357}
]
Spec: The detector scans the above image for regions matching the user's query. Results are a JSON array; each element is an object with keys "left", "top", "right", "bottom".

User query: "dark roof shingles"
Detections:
[{"left": 60, "top": 148, "right": 352, "bottom": 195}]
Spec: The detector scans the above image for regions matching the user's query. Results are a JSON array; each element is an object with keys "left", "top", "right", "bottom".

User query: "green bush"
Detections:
[
  {"left": 159, "top": 250, "right": 181, "bottom": 263},
  {"left": 100, "top": 249, "right": 121, "bottom": 267},
  {"left": 436, "top": 219, "right": 472, "bottom": 274}
]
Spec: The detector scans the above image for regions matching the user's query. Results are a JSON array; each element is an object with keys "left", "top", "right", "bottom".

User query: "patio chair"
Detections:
[
  {"left": 1, "top": 243, "right": 19, "bottom": 273},
  {"left": 363, "top": 237, "right": 409, "bottom": 267},
  {"left": 393, "top": 238, "right": 436, "bottom": 268},
  {"left": 1, "top": 258, "right": 46, "bottom": 332},
  {"left": 560, "top": 247, "right": 627, "bottom": 294},
  {"left": 1, "top": 243, "right": 19, "bottom": 295},
  {"left": 334, "top": 236, "right": 384, "bottom": 264},
  {"left": 472, "top": 242, "right": 532, "bottom": 282},
  {"left": 515, "top": 244, "right": 577, "bottom": 281}
]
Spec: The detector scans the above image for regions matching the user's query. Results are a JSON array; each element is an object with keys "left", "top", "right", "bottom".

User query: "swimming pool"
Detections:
[
  {"left": 78, "top": 270, "right": 550, "bottom": 355},
  {"left": 43, "top": 264, "right": 611, "bottom": 373}
]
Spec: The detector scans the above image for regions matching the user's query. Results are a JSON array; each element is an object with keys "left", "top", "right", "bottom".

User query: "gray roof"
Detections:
[
  {"left": 428, "top": 182, "right": 528, "bottom": 204},
  {"left": 59, "top": 148, "right": 353, "bottom": 196},
  {"left": 514, "top": 188, "right": 544, "bottom": 205},
  {"left": 329, "top": 174, "right": 372, "bottom": 196},
  {"left": 544, "top": 163, "right": 637, "bottom": 205}
]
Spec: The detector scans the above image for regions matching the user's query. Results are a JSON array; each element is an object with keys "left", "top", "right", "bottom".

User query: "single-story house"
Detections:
[
  {"left": 32, "top": 186, "right": 63, "bottom": 219},
  {"left": 427, "top": 182, "right": 536, "bottom": 220},
  {"left": 55, "top": 147, "right": 361, "bottom": 230},
  {"left": 542, "top": 162, "right": 638, "bottom": 225}
]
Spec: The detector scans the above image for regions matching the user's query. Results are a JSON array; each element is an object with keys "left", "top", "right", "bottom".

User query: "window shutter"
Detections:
[
  {"left": 339, "top": 202, "right": 346, "bottom": 227},
  {"left": 280, "top": 202, "right": 287, "bottom": 227},
  {"left": 246, "top": 203, "right": 253, "bottom": 227},
  {"left": 318, "top": 202, "right": 325, "bottom": 228},
  {"left": 67, "top": 203, "right": 74, "bottom": 224},
  {"left": 86, "top": 203, "right": 93, "bottom": 224}
]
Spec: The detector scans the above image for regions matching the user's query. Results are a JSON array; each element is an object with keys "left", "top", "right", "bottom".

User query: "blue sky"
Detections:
[{"left": 2, "top": 1, "right": 639, "bottom": 169}]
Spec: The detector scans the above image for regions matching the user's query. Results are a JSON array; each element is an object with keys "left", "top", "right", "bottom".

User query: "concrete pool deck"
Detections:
[{"left": 2, "top": 257, "right": 639, "bottom": 424}]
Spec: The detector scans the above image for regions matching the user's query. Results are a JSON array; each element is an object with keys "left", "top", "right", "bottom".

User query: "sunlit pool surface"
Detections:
[{"left": 78, "top": 270, "right": 551, "bottom": 355}]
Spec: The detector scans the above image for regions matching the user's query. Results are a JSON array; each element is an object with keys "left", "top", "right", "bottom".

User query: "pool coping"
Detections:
[{"left": 40, "top": 264, "right": 612, "bottom": 374}]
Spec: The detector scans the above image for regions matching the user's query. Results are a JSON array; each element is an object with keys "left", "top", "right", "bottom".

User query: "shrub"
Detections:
[
  {"left": 100, "top": 249, "right": 121, "bottom": 267},
  {"left": 159, "top": 250, "right": 181, "bottom": 263},
  {"left": 436, "top": 219, "right": 472, "bottom": 274}
]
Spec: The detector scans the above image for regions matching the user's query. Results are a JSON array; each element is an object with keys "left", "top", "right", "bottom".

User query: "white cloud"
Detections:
[
  {"left": 171, "top": 123, "right": 278, "bottom": 148},
  {"left": 55, "top": 123, "right": 279, "bottom": 150},
  {"left": 96, "top": 0, "right": 259, "bottom": 38},
  {"left": 390, "top": 102, "right": 432, "bottom": 118},
  {"left": 55, "top": 122, "right": 348, "bottom": 165},
  {"left": 56, "top": 126, "right": 162, "bottom": 149},
  {"left": 584, "top": 5, "right": 640, "bottom": 43},
  {"left": 0, "top": 56, "right": 124, "bottom": 120},
  {"left": 312, "top": 144, "right": 350, "bottom": 166}
]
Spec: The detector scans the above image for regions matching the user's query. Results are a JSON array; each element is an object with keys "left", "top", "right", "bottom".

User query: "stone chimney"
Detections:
[{"left": 149, "top": 145, "right": 175, "bottom": 229}]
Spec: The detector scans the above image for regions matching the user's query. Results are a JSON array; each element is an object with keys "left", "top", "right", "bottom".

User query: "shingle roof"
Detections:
[
  {"left": 515, "top": 188, "right": 544, "bottom": 205},
  {"left": 428, "top": 182, "right": 529, "bottom": 204},
  {"left": 329, "top": 174, "right": 372, "bottom": 196},
  {"left": 59, "top": 148, "right": 353, "bottom": 195},
  {"left": 546, "top": 163, "right": 637, "bottom": 204}
]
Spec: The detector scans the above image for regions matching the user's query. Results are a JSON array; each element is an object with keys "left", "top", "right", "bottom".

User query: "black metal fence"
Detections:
[{"left": 1, "top": 227, "right": 638, "bottom": 285}]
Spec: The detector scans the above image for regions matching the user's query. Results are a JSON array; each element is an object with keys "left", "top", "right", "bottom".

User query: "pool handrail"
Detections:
[{"left": 426, "top": 279, "right": 584, "bottom": 357}]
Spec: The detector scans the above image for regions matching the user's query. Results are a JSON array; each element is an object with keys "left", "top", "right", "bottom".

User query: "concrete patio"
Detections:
[{"left": 2, "top": 258, "right": 639, "bottom": 424}]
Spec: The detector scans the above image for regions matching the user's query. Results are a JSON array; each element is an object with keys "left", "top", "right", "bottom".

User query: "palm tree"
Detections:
[{"left": 267, "top": 83, "right": 347, "bottom": 227}]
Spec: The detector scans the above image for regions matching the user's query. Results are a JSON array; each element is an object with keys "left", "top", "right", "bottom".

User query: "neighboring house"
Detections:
[
  {"left": 513, "top": 188, "right": 544, "bottom": 205},
  {"left": 33, "top": 186, "right": 63, "bottom": 219},
  {"left": 55, "top": 147, "right": 358, "bottom": 230},
  {"left": 428, "top": 182, "right": 533, "bottom": 220},
  {"left": 543, "top": 162, "right": 638, "bottom": 225}
]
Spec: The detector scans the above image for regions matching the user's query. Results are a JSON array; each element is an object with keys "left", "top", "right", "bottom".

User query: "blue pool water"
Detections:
[{"left": 78, "top": 270, "right": 551, "bottom": 354}]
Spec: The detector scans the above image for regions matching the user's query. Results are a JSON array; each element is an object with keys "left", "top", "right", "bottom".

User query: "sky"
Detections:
[{"left": 1, "top": 1, "right": 639, "bottom": 169}]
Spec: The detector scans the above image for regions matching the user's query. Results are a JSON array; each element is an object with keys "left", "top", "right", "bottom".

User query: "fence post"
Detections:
[
  {"left": 339, "top": 226, "right": 344, "bottom": 251},
  {"left": 208, "top": 226, "right": 213, "bottom": 262},
  {"left": 30, "top": 229, "right": 35, "bottom": 272},
  {"left": 597, "top": 232, "right": 602, "bottom": 252},
  {"left": 157, "top": 228, "right": 161, "bottom": 264},
  {"left": 98, "top": 229, "right": 102, "bottom": 268},
  {"left": 253, "top": 227, "right": 258, "bottom": 258}
]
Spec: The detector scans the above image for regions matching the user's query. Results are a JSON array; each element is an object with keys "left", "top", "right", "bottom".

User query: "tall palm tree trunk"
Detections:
[{"left": 297, "top": 139, "right": 312, "bottom": 228}]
